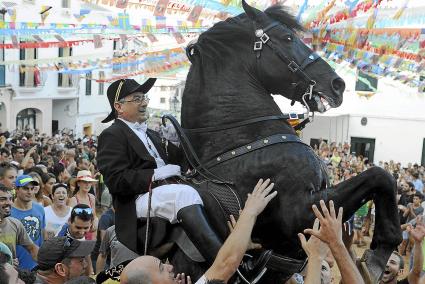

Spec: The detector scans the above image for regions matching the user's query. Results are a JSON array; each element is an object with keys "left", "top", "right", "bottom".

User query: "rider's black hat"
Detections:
[{"left": 101, "top": 78, "right": 157, "bottom": 123}]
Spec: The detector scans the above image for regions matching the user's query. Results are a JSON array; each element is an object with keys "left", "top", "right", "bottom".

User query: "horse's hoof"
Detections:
[{"left": 360, "top": 248, "right": 393, "bottom": 284}]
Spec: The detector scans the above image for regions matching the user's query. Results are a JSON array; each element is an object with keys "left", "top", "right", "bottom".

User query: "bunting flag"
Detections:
[
  {"left": 54, "top": 35, "right": 65, "bottom": 42},
  {"left": 33, "top": 35, "right": 43, "bottom": 42},
  {"left": 40, "top": 6, "right": 52, "bottom": 24},
  {"left": 11, "top": 35, "right": 18, "bottom": 48},
  {"left": 118, "top": 13, "right": 130, "bottom": 30},
  {"left": 116, "top": 0, "right": 129, "bottom": 9},
  {"left": 297, "top": 0, "right": 309, "bottom": 21},
  {"left": 94, "top": 35, "right": 103, "bottom": 48},
  {"left": 154, "top": 0, "right": 170, "bottom": 17},
  {"left": 156, "top": 16, "right": 166, "bottom": 29},
  {"left": 146, "top": 33, "right": 158, "bottom": 42},
  {"left": 366, "top": 8, "right": 379, "bottom": 30},
  {"left": 393, "top": 0, "right": 409, "bottom": 20},
  {"left": 119, "top": 34, "right": 128, "bottom": 48},
  {"left": 187, "top": 6, "right": 202, "bottom": 23},
  {"left": 173, "top": 32, "right": 185, "bottom": 44}
]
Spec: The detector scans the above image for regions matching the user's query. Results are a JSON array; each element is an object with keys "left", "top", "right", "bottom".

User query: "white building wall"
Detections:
[{"left": 1, "top": 0, "right": 116, "bottom": 137}]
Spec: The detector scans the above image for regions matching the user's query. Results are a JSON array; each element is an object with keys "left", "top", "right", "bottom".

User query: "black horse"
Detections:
[{"left": 168, "top": 1, "right": 401, "bottom": 283}]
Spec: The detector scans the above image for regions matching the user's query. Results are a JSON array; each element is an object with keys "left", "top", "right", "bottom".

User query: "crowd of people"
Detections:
[{"left": 0, "top": 77, "right": 424, "bottom": 284}]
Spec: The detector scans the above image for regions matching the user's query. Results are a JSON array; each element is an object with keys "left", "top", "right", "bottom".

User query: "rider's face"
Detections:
[{"left": 115, "top": 92, "right": 149, "bottom": 123}]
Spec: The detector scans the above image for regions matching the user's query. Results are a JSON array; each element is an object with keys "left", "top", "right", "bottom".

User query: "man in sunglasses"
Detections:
[
  {"left": 98, "top": 79, "right": 264, "bottom": 276},
  {"left": 34, "top": 236, "right": 95, "bottom": 284},
  {"left": 58, "top": 204, "right": 94, "bottom": 241},
  {"left": 57, "top": 204, "right": 95, "bottom": 276}
]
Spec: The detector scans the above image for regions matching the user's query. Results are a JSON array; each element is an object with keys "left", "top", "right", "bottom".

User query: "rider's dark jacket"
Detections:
[{"left": 97, "top": 119, "right": 182, "bottom": 253}]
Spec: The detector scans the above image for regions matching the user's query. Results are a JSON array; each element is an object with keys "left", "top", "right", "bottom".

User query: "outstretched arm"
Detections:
[
  {"left": 304, "top": 200, "right": 364, "bottom": 284},
  {"left": 298, "top": 218, "right": 330, "bottom": 284},
  {"left": 407, "top": 216, "right": 425, "bottom": 284},
  {"left": 204, "top": 179, "right": 277, "bottom": 283}
]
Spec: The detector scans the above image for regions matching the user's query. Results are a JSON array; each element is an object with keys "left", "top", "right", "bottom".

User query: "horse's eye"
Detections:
[{"left": 287, "top": 35, "right": 293, "bottom": 41}]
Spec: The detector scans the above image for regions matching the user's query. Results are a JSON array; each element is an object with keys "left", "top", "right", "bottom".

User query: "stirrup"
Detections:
[{"left": 237, "top": 250, "right": 272, "bottom": 284}]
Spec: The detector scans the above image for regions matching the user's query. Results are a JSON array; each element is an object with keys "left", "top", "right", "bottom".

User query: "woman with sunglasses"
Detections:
[
  {"left": 68, "top": 170, "right": 99, "bottom": 240},
  {"left": 28, "top": 172, "right": 52, "bottom": 207},
  {"left": 44, "top": 183, "right": 72, "bottom": 239}
]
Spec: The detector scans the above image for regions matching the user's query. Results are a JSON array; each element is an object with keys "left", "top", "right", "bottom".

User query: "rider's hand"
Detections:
[
  {"left": 153, "top": 164, "right": 181, "bottom": 181},
  {"left": 243, "top": 178, "right": 277, "bottom": 217},
  {"left": 303, "top": 200, "right": 344, "bottom": 248},
  {"left": 298, "top": 218, "right": 329, "bottom": 260}
]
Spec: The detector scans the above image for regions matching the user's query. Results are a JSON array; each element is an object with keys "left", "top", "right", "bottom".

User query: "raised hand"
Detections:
[
  {"left": 243, "top": 178, "right": 278, "bottom": 217},
  {"left": 407, "top": 215, "right": 425, "bottom": 243},
  {"left": 298, "top": 218, "right": 330, "bottom": 259},
  {"left": 303, "top": 200, "right": 343, "bottom": 246}
]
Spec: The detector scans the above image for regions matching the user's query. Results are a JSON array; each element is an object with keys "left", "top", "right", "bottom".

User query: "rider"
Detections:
[{"left": 97, "top": 78, "right": 264, "bottom": 275}]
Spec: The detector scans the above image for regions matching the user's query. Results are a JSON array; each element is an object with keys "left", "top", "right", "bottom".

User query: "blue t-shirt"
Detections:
[{"left": 11, "top": 202, "right": 46, "bottom": 270}]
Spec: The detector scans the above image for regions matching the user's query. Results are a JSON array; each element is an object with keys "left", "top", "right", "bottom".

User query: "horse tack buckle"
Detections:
[
  {"left": 254, "top": 41, "right": 263, "bottom": 51},
  {"left": 288, "top": 61, "right": 300, "bottom": 73}
]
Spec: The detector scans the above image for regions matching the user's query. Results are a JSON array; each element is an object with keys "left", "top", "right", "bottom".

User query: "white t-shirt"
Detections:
[
  {"left": 44, "top": 206, "right": 71, "bottom": 239},
  {"left": 195, "top": 275, "right": 207, "bottom": 284}
]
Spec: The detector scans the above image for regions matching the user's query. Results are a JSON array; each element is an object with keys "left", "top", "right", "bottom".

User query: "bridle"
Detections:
[
  {"left": 252, "top": 20, "right": 320, "bottom": 122},
  {"left": 163, "top": 19, "right": 324, "bottom": 185}
]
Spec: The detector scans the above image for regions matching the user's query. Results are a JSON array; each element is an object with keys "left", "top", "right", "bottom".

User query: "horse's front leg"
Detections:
[{"left": 327, "top": 167, "right": 402, "bottom": 283}]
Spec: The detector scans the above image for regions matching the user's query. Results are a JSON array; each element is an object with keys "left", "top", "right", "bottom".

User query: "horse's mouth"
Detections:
[{"left": 313, "top": 94, "right": 332, "bottom": 113}]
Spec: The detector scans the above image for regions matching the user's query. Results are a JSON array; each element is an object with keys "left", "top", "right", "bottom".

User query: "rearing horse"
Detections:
[{"left": 175, "top": 1, "right": 401, "bottom": 283}]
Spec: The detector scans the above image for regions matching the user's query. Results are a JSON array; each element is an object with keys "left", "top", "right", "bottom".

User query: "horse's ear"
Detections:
[{"left": 242, "top": 0, "right": 263, "bottom": 21}]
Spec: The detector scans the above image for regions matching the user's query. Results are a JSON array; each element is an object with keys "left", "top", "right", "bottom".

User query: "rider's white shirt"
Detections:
[
  {"left": 195, "top": 275, "right": 207, "bottom": 284},
  {"left": 118, "top": 118, "right": 165, "bottom": 167}
]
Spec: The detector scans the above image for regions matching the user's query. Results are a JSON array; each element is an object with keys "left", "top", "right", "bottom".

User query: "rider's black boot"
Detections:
[
  {"left": 177, "top": 204, "right": 271, "bottom": 281},
  {"left": 177, "top": 204, "right": 222, "bottom": 264}
]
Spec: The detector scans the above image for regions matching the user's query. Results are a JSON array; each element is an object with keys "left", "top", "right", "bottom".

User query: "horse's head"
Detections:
[{"left": 242, "top": 0, "right": 345, "bottom": 112}]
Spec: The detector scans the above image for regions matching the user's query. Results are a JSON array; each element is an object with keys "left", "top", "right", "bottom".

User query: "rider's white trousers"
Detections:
[{"left": 135, "top": 184, "right": 203, "bottom": 224}]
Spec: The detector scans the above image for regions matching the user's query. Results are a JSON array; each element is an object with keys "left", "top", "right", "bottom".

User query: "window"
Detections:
[
  {"left": 58, "top": 47, "right": 72, "bottom": 87},
  {"left": 19, "top": 44, "right": 38, "bottom": 87},
  {"left": 160, "top": 97, "right": 166, "bottom": 104},
  {"left": 113, "top": 40, "right": 118, "bottom": 51},
  {"left": 85, "top": 72, "right": 92, "bottom": 95},
  {"left": 62, "top": 0, "right": 70, "bottom": 8},
  {"left": 98, "top": 71, "right": 105, "bottom": 95}
]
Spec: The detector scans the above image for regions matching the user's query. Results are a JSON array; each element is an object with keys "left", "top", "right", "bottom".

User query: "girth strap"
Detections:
[{"left": 204, "top": 133, "right": 308, "bottom": 169}]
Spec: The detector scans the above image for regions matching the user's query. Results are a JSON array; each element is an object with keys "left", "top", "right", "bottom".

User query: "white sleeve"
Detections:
[{"left": 195, "top": 275, "right": 208, "bottom": 284}]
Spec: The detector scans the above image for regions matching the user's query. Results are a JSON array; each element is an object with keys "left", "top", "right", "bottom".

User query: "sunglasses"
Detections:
[{"left": 72, "top": 208, "right": 93, "bottom": 215}]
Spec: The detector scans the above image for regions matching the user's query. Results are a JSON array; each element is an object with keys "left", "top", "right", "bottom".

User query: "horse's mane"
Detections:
[{"left": 188, "top": 5, "right": 304, "bottom": 64}]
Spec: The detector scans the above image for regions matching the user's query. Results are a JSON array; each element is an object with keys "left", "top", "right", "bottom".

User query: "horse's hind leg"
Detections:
[{"left": 328, "top": 167, "right": 402, "bottom": 283}]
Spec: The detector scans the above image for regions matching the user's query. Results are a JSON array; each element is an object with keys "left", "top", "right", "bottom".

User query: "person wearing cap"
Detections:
[
  {"left": 97, "top": 79, "right": 231, "bottom": 268},
  {"left": 34, "top": 236, "right": 95, "bottom": 284},
  {"left": 12, "top": 175, "right": 46, "bottom": 270},
  {"left": 0, "top": 183, "right": 38, "bottom": 267}
]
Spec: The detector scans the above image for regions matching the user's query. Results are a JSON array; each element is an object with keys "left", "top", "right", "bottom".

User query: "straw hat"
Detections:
[{"left": 76, "top": 170, "right": 98, "bottom": 182}]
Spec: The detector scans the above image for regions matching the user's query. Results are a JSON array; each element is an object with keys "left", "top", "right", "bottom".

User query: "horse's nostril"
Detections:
[{"left": 331, "top": 78, "right": 345, "bottom": 94}]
